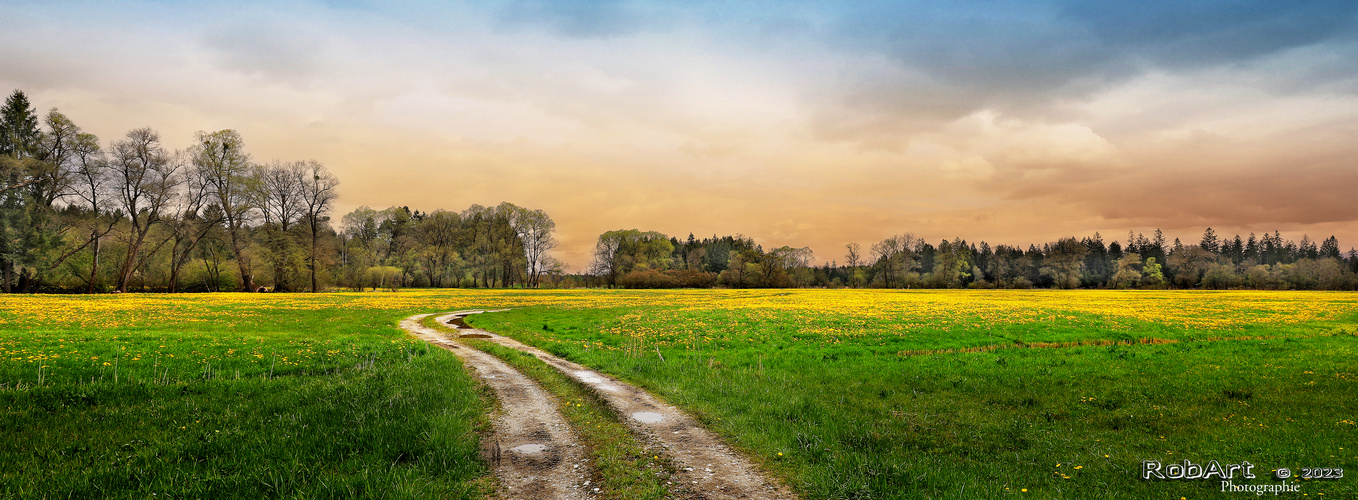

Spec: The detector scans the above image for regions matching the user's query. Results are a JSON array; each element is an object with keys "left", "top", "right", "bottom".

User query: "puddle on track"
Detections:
[
  {"left": 510, "top": 443, "right": 548, "bottom": 454},
  {"left": 631, "top": 412, "right": 664, "bottom": 424}
]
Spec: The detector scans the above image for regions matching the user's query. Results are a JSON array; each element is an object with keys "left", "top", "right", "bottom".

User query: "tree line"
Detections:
[
  {"left": 7, "top": 88, "right": 1358, "bottom": 293},
  {"left": 0, "top": 90, "right": 556, "bottom": 293},
  {"left": 586, "top": 226, "right": 1358, "bottom": 290}
]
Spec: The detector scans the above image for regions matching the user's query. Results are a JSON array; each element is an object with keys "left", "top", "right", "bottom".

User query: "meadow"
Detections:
[
  {"left": 0, "top": 293, "right": 508, "bottom": 499},
  {"left": 2, "top": 289, "right": 1355, "bottom": 498},
  {"left": 466, "top": 290, "right": 1358, "bottom": 498}
]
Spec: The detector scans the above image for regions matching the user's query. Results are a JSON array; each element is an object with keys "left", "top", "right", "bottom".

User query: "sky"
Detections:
[{"left": 4, "top": 0, "right": 1358, "bottom": 269}]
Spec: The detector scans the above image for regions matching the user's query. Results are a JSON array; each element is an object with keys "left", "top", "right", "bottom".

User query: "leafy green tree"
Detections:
[
  {"left": 1109, "top": 252, "right": 1142, "bottom": 289},
  {"left": 365, "top": 265, "right": 403, "bottom": 291},
  {"left": 590, "top": 229, "right": 673, "bottom": 287},
  {"left": 1168, "top": 245, "right": 1214, "bottom": 288},
  {"left": 1320, "top": 236, "right": 1341, "bottom": 260},
  {"left": 1040, "top": 237, "right": 1086, "bottom": 289},
  {"left": 412, "top": 209, "right": 462, "bottom": 287},
  {"left": 1141, "top": 257, "right": 1165, "bottom": 288},
  {"left": 1201, "top": 263, "right": 1242, "bottom": 289},
  {"left": 930, "top": 238, "right": 972, "bottom": 287}
]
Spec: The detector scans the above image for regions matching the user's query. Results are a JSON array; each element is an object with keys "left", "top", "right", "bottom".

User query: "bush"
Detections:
[
  {"left": 1200, "top": 264, "right": 1243, "bottom": 289},
  {"left": 618, "top": 268, "right": 718, "bottom": 288},
  {"left": 618, "top": 269, "right": 678, "bottom": 288},
  {"left": 665, "top": 269, "right": 718, "bottom": 288}
]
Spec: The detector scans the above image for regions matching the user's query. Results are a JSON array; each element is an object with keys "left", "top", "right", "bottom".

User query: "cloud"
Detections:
[
  {"left": 495, "top": 0, "right": 650, "bottom": 38},
  {"left": 808, "top": 1, "right": 1358, "bottom": 146},
  {"left": 199, "top": 20, "right": 326, "bottom": 84},
  {"left": 6, "top": 0, "right": 1358, "bottom": 267}
]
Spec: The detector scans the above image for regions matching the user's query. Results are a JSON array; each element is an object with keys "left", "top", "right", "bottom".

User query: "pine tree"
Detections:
[
  {"left": 1321, "top": 236, "right": 1341, "bottom": 260},
  {"left": 0, "top": 90, "right": 44, "bottom": 292},
  {"left": 1199, "top": 227, "right": 1220, "bottom": 254},
  {"left": 0, "top": 90, "right": 41, "bottom": 158}
]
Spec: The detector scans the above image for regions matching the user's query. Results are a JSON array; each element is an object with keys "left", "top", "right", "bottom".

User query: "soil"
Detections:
[
  {"left": 439, "top": 311, "right": 799, "bottom": 500},
  {"left": 401, "top": 314, "right": 593, "bottom": 499}
]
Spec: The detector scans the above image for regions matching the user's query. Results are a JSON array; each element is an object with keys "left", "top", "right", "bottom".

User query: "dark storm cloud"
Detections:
[
  {"left": 815, "top": 1, "right": 1358, "bottom": 138},
  {"left": 1060, "top": 1, "right": 1358, "bottom": 66}
]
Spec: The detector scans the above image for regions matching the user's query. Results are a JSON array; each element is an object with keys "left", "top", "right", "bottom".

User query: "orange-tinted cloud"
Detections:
[{"left": 4, "top": 1, "right": 1357, "bottom": 268}]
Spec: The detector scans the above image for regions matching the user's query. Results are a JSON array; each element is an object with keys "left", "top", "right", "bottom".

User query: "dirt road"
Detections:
[
  {"left": 401, "top": 314, "right": 593, "bottom": 499},
  {"left": 437, "top": 311, "right": 798, "bottom": 500}
]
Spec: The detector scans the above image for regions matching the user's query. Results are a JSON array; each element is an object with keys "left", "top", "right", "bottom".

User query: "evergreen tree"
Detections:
[
  {"left": 1321, "top": 236, "right": 1341, "bottom": 260},
  {"left": 0, "top": 90, "right": 44, "bottom": 292},
  {"left": 1199, "top": 227, "right": 1220, "bottom": 254},
  {"left": 0, "top": 90, "right": 41, "bottom": 158}
]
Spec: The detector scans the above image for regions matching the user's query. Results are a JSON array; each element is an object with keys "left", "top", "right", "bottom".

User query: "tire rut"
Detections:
[
  {"left": 439, "top": 311, "right": 799, "bottom": 500},
  {"left": 401, "top": 314, "right": 593, "bottom": 500}
]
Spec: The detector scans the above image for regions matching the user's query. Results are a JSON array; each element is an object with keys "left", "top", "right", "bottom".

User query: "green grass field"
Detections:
[
  {"left": 3, "top": 290, "right": 1355, "bottom": 498},
  {"left": 0, "top": 294, "right": 497, "bottom": 499},
  {"left": 465, "top": 290, "right": 1358, "bottom": 499}
]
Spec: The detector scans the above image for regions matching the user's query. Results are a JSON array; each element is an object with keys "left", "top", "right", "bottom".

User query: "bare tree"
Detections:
[
  {"left": 299, "top": 160, "right": 338, "bottom": 292},
  {"left": 108, "top": 128, "right": 180, "bottom": 292},
  {"left": 871, "top": 234, "right": 920, "bottom": 288},
  {"left": 510, "top": 206, "right": 556, "bottom": 288},
  {"left": 62, "top": 129, "right": 116, "bottom": 292},
  {"left": 165, "top": 163, "right": 219, "bottom": 292},
  {"left": 192, "top": 130, "right": 257, "bottom": 291},
  {"left": 844, "top": 242, "right": 862, "bottom": 268},
  {"left": 34, "top": 109, "right": 81, "bottom": 207},
  {"left": 257, "top": 161, "right": 305, "bottom": 230},
  {"left": 255, "top": 161, "right": 306, "bottom": 291}
]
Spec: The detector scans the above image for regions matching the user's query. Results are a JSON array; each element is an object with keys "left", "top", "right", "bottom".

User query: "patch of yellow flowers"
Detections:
[{"left": 2, "top": 288, "right": 1352, "bottom": 339}]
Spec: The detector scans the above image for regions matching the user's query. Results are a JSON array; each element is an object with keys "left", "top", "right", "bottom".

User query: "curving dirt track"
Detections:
[
  {"left": 438, "top": 311, "right": 798, "bottom": 500},
  {"left": 400, "top": 314, "right": 593, "bottom": 499}
]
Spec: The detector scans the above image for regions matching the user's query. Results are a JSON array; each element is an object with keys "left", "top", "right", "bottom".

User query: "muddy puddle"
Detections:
[{"left": 446, "top": 315, "right": 493, "bottom": 338}]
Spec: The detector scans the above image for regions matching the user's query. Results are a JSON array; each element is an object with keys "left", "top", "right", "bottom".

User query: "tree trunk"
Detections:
[
  {"left": 116, "top": 234, "right": 142, "bottom": 293},
  {"left": 228, "top": 222, "right": 253, "bottom": 292},
  {"left": 1, "top": 259, "right": 11, "bottom": 293},
  {"left": 168, "top": 246, "right": 181, "bottom": 293},
  {"left": 88, "top": 232, "right": 100, "bottom": 293},
  {"left": 309, "top": 223, "right": 319, "bottom": 293}
]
